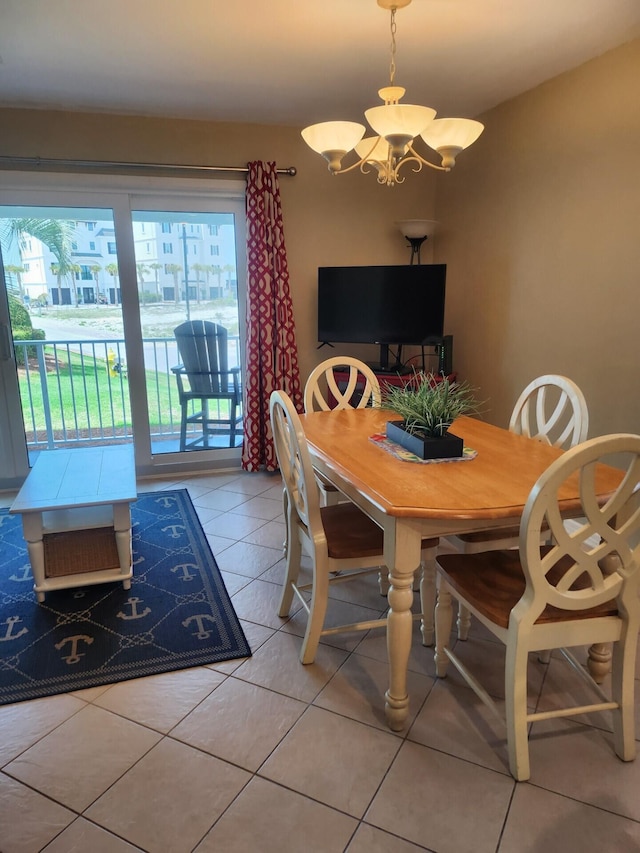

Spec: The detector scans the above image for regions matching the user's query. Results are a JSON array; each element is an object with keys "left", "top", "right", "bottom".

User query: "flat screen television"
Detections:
[{"left": 317, "top": 263, "right": 446, "bottom": 371}]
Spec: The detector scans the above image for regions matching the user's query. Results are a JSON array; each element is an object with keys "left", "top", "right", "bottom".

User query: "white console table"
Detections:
[{"left": 10, "top": 445, "right": 137, "bottom": 602}]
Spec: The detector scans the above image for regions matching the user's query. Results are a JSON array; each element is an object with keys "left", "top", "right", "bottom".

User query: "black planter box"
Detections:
[{"left": 386, "top": 420, "right": 464, "bottom": 460}]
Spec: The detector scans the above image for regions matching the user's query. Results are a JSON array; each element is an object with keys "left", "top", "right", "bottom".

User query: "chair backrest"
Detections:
[
  {"left": 509, "top": 374, "right": 588, "bottom": 449},
  {"left": 517, "top": 433, "right": 640, "bottom": 623},
  {"left": 270, "top": 389, "right": 325, "bottom": 544},
  {"left": 304, "top": 356, "right": 381, "bottom": 412},
  {"left": 174, "top": 320, "right": 229, "bottom": 394}
]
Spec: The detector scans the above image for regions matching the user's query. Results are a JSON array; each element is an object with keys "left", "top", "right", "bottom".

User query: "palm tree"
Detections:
[
  {"left": 105, "top": 263, "right": 119, "bottom": 304},
  {"left": 5, "top": 218, "right": 74, "bottom": 306},
  {"left": 223, "top": 264, "right": 236, "bottom": 296},
  {"left": 212, "top": 264, "right": 223, "bottom": 299},
  {"left": 69, "top": 263, "right": 82, "bottom": 305},
  {"left": 90, "top": 264, "right": 103, "bottom": 302},
  {"left": 192, "top": 263, "right": 207, "bottom": 304},
  {"left": 50, "top": 263, "right": 65, "bottom": 306},
  {"left": 149, "top": 262, "right": 162, "bottom": 299},
  {"left": 202, "top": 263, "right": 215, "bottom": 300},
  {"left": 136, "top": 262, "right": 150, "bottom": 298},
  {"left": 4, "top": 264, "right": 25, "bottom": 300},
  {"left": 166, "top": 263, "right": 182, "bottom": 304}
]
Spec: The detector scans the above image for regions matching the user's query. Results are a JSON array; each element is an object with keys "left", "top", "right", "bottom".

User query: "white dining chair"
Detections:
[
  {"left": 303, "top": 356, "right": 381, "bottom": 507},
  {"left": 284, "top": 358, "right": 377, "bottom": 551},
  {"left": 434, "top": 432, "right": 640, "bottom": 781},
  {"left": 302, "top": 358, "right": 438, "bottom": 632},
  {"left": 304, "top": 355, "right": 381, "bottom": 415},
  {"left": 445, "top": 374, "right": 589, "bottom": 642},
  {"left": 270, "top": 388, "right": 438, "bottom": 663}
]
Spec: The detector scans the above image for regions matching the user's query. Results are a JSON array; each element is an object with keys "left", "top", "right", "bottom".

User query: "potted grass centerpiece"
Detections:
[{"left": 382, "top": 372, "right": 481, "bottom": 460}]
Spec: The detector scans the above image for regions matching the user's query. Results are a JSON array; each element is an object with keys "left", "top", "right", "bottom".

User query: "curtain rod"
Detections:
[{"left": 0, "top": 156, "right": 297, "bottom": 177}]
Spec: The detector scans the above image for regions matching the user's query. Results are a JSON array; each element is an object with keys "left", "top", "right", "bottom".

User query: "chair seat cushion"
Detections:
[
  {"left": 437, "top": 549, "right": 618, "bottom": 629},
  {"left": 320, "top": 503, "right": 438, "bottom": 560},
  {"left": 320, "top": 503, "right": 384, "bottom": 559}
]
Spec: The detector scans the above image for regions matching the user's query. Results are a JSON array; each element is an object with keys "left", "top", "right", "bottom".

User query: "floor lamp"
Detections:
[
  {"left": 396, "top": 219, "right": 440, "bottom": 371},
  {"left": 396, "top": 219, "right": 438, "bottom": 264}
]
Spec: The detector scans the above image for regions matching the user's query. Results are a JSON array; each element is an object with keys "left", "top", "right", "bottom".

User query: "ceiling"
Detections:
[{"left": 1, "top": 0, "right": 639, "bottom": 129}]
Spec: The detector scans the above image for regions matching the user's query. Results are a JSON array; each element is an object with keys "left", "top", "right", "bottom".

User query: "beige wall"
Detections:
[
  {"left": 0, "top": 108, "right": 437, "bottom": 383},
  {"left": 1, "top": 36, "right": 639, "bottom": 438},
  {"left": 435, "top": 37, "right": 640, "bottom": 437}
]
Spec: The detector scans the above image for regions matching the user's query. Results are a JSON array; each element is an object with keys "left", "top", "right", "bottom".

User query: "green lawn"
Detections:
[{"left": 18, "top": 347, "right": 177, "bottom": 434}]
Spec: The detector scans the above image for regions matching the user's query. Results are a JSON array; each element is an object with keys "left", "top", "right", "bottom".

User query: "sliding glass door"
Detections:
[
  {"left": 130, "top": 203, "right": 243, "bottom": 456},
  {"left": 0, "top": 174, "right": 246, "bottom": 490}
]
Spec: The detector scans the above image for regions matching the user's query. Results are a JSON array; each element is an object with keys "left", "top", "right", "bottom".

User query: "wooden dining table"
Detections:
[{"left": 299, "top": 408, "right": 625, "bottom": 731}]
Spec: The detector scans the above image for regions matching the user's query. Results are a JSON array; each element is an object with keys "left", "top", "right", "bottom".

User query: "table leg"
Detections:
[
  {"left": 587, "top": 643, "right": 612, "bottom": 684},
  {"left": 113, "top": 502, "right": 133, "bottom": 590},
  {"left": 384, "top": 521, "right": 422, "bottom": 731},
  {"left": 21, "top": 512, "right": 46, "bottom": 602},
  {"left": 585, "top": 516, "right": 635, "bottom": 684}
]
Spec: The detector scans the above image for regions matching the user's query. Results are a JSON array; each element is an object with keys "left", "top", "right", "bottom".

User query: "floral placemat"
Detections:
[{"left": 369, "top": 433, "right": 478, "bottom": 464}]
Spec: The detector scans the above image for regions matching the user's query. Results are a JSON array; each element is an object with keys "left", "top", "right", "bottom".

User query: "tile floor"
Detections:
[{"left": 1, "top": 470, "right": 640, "bottom": 853}]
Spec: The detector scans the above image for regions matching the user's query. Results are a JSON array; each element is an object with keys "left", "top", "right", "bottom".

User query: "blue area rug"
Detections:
[{"left": 0, "top": 489, "right": 251, "bottom": 705}]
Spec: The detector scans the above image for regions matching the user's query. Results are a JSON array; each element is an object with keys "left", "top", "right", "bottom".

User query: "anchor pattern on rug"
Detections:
[
  {"left": 55, "top": 634, "right": 94, "bottom": 665},
  {"left": 161, "top": 524, "right": 186, "bottom": 539},
  {"left": 172, "top": 563, "right": 198, "bottom": 581},
  {"left": 0, "top": 616, "right": 28, "bottom": 642},
  {"left": 182, "top": 614, "right": 218, "bottom": 640},
  {"left": 9, "top": 564, "right": 32, "bottom": 584},
  {"left": 117, "top": 597, "right": 151, "bottom": 620}
]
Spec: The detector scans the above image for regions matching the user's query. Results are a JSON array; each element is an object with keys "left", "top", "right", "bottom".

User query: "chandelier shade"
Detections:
[
  {"left": 421, "top": 118, "right": 485, "bottom": 152},
  {"left": 301, "top": 0, "right": 484, "bottom": 186},
  {"left": 355, "top": 136, "right": 391, "bottom": 163},
  {"left": 364, "top": 103, "right": 437, "bottom": 142},
  {"left": 301, "top": 121, "right": 366, "bottom": 156}
]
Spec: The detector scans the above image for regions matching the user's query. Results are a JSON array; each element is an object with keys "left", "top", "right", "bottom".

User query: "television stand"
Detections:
[
  {"left": 371, "top": 343, "right": 412, "bottom": 375},
  {"left": 367, "top": 338, "right": 453, "bottom": 375},
  {"left": 368, "top": 363, "right": 412, "bottom": 376},
  {"left": 330, "top": 367, "right": 457, "bottom": 407}
]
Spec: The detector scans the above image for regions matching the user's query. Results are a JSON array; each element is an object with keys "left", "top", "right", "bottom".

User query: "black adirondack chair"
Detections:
[{"left": 171, "top": 320, "right": 242, "bottom": 450}]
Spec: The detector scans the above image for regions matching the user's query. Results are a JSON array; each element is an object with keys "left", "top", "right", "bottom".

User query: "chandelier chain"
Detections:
[{"left": 389, "top": 8, "right": 397, "bottom": 85}]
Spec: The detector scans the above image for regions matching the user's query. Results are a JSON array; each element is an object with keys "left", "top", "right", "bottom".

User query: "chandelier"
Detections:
[{"left": 301, "top": 0, "right": 484, "bottom": 187}]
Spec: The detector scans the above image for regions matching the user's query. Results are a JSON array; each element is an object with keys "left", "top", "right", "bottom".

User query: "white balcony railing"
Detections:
[{"left": 13, "top": 336, "right": 242, "bottom": 453}]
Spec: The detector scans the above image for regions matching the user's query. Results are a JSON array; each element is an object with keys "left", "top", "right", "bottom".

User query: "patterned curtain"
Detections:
[{"left": 242, "top": 161, "right": 303, "bottom": 472}]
